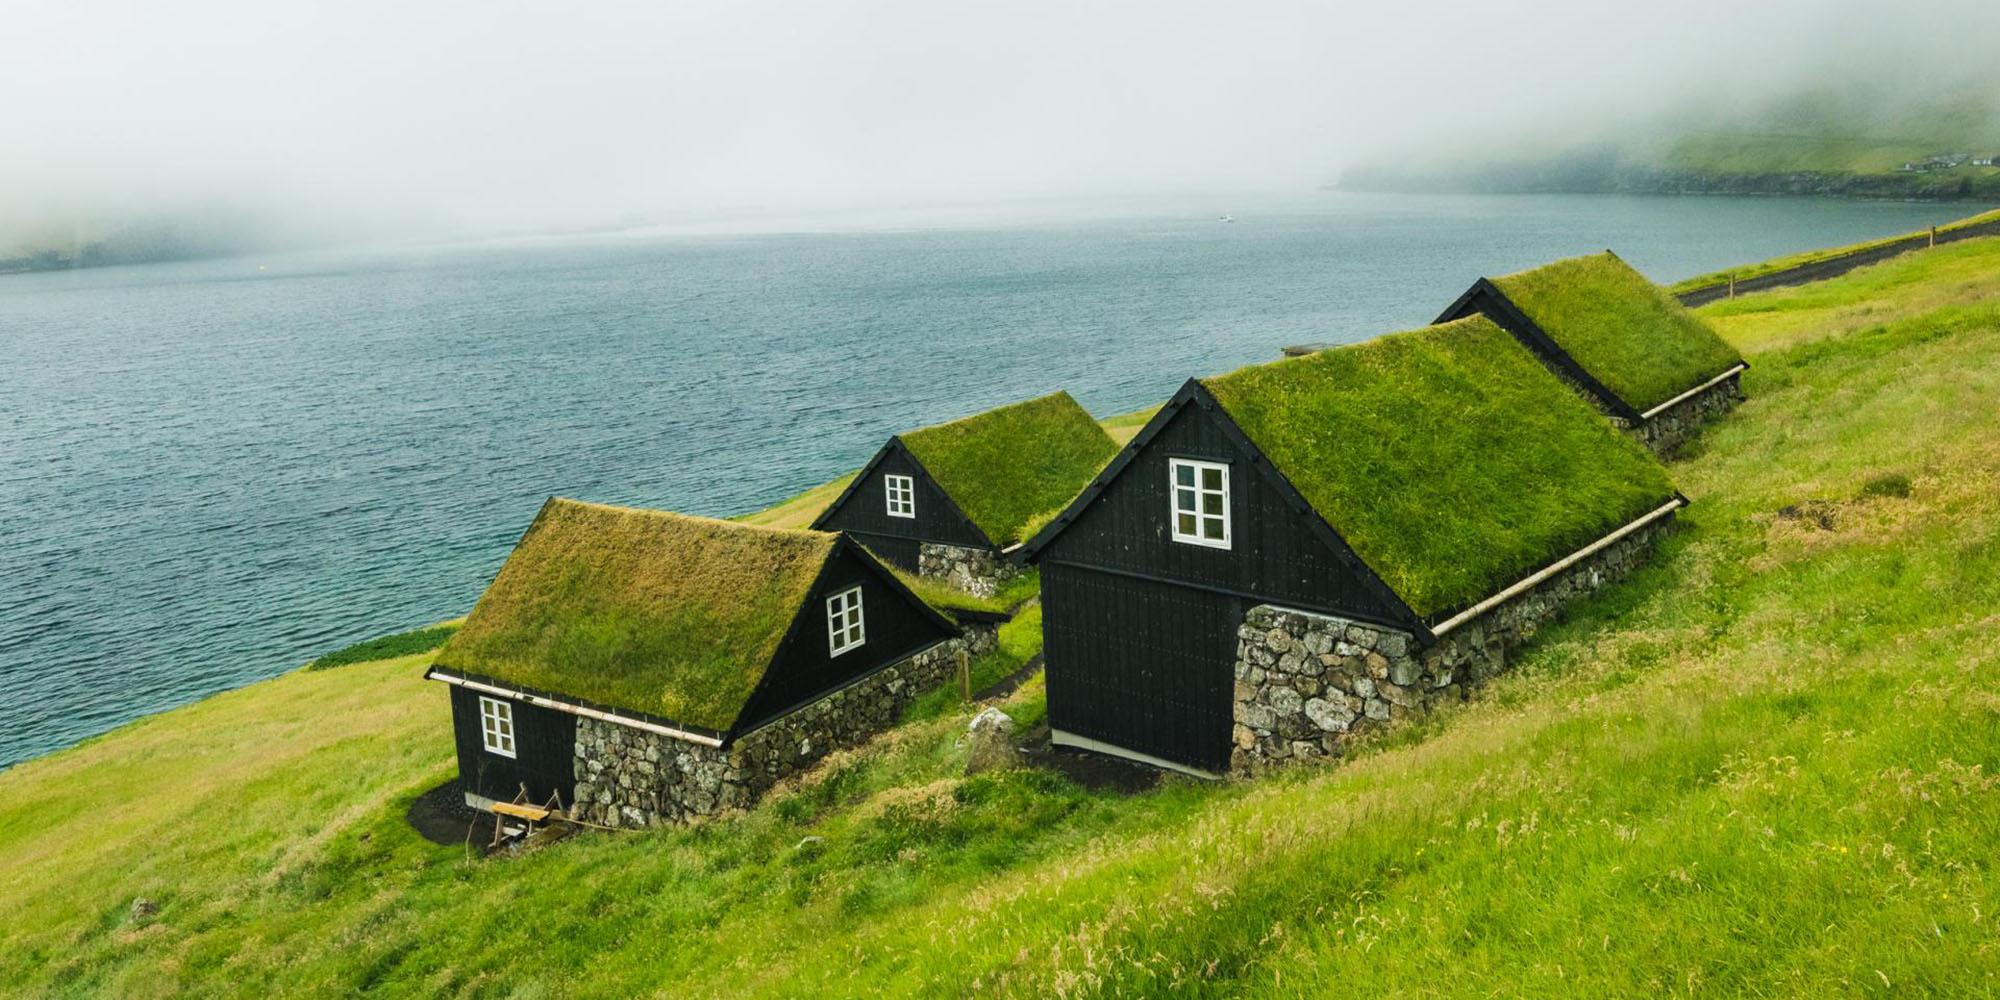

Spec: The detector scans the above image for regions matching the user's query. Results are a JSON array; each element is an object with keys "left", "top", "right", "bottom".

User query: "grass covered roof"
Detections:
[
  {"left": 1201, "top": 316, "right": 1678, "bottom": 619},
  {"left": 898, "top": 391, "right": 1120, "bottom": 547},
  {"left": 1490, "top": 252, "right": 1744, "bottom": 412},
  {"left": 434, "top": 499, "right": 837, "bottom": 731}
]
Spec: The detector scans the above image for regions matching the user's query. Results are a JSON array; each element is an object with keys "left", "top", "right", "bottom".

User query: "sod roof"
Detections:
[
  {"left": 433, "top": 499, "right": 836, "bottom": 731},
  {"left": 1488, "top": 252, "right": 1744, "bottom": 412},
  {"left": 898, "top": 391, "right": 1120, "bottom": 547},
  {"left": 1200, "top": 316, "right": 1678, "bottom": 619}
]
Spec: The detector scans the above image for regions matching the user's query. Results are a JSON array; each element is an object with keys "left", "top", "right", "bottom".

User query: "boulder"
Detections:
[{"left": 964, "top": 707, "right": 1021, "bottom": 775}]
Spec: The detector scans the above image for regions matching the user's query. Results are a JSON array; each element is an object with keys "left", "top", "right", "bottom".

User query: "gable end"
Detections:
[
  {"left": 1026, "top": 381, "right": 1426, "bottom": 636},
  {"left": 811, "top": 439, "right": 996, "bottom": 550},
  {"left": 724, "top": 535, "right": 959, "bottom": 738}
]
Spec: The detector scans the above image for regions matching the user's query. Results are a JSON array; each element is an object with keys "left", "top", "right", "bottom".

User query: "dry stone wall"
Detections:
[
  {"left": 1231, "top": 516, "right": 1671, "bottom": 773},
  {"left": 572, "top": 623, "right": 998, "bottom": 828},
  {"left": 919, "top": 542, "right": 1020, "bottom": 597},
  {"left": 1632, "top": 372, "right": 1743, "bottom": 456}
]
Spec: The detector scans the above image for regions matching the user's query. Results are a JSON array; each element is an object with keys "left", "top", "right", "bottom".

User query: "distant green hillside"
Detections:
[
  {"left": 1342, "top": 85, "right": 2000, "bottom": 199},
  {"left": 4, "top": 232, "right": 2000, "bottom": 996}
]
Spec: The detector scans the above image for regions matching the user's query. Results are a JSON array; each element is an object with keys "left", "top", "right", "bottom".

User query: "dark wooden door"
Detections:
[{"left": 1043, "top": 565, "right": 1239, "bottom": 772}]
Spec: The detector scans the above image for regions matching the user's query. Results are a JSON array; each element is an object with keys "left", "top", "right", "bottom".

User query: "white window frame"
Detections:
[
  {"left": 478, "top": 696, "right": 517, "bottom": 758},
  {"left": 1169, "top": 458, "right": 1232, "bottom": 549},
  {"left": 884, "top": 474, "right": 915, "bottom": 519},
  {"left": 827, "top": 585, "right": 866, "bottom": 656}
]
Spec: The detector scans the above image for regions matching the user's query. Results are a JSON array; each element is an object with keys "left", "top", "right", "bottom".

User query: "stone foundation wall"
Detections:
[
  {"left": 919, "top": 542, "right": 1020, "bottom": 598},
  {"left": 1632, "top": 372, "right": 1743, "bottom": 456},
  {"left": 572, "top": 623, "right": 999, "bottom": 828},
  {"left": 1230, "top": 516, "right": 1671, "bottom": 773}
]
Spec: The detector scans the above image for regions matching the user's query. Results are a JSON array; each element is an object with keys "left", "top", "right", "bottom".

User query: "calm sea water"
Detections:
[{"left": 0, "top": 192, "right": 1981, "bottom": 769}]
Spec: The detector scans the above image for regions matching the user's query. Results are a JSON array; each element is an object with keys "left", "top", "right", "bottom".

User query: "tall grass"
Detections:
[{"left": 4, "top": 242, "right": 2000, "bottom": 997}]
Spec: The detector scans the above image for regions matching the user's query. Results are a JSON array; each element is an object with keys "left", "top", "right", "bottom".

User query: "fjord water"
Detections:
[{"left": 0, "top": 193, "right": 1978, "bottom": 769}]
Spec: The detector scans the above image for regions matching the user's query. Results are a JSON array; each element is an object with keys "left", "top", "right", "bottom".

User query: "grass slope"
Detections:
[
  {"left": 6, "top": 239, "right": 2000, "bottom": 997},
  {"left": 1669, "top": 208, "right": 2000, "bottom": 294},
  {"left": 435, "top": 499, "right": 834, "bottom": 731},
  {"left": 1203, "top": 316, "right": 1676, "bottom": 618},
  {"left": 306, "top": 622, "right": 460, "bottom": 671},
  {"left": 897, "top": 392, "right": 1120, "bottom": 547},
  {"left": 732, "top": 473, "right": 857, "bottom": 530},
  {"left": 1492, "top": 252, "right": 1744, "bottom": 411}
]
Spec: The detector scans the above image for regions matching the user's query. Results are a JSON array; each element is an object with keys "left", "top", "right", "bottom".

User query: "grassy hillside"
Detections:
[
  {"left": 1668, "top": 208, "right": 2000, "bottom": 294},
  {"left": 1342, "top": 85, "right": 2000, "bottom": 199},
  {"left": 1657, "top": 90, "right": 2000, "bottom": 175},
  {"left": 6, "top": 239, "right": 2000, "bottom": 996}
]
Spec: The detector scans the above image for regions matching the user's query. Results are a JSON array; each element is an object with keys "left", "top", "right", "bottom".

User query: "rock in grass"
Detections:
[
  {"left": 964, "top": 707, "right": 1020, "bottom": 775},
  {"left": 129, "top": 897, "right": 158, "bottom": 921}
]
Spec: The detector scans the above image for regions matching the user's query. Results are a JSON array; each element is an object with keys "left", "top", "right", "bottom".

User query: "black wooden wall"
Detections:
[
  {"left": 816, "top": 443, "right": 991, "bottom": 570},
  {"left": 449, "top": 686, "right": 577, "bottom": 807},
  {"left": 1039, "top": 403, "right": 1404, "bottom": 624},
  {"left": 1042, "top": 565, "right": 1242, "bottom": 771},
  {"left": 732, "top": 543, "right": 958, "bottom": 732}
]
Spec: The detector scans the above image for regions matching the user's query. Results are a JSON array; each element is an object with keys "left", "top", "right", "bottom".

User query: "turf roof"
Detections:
[
  {"left": 1200, "top": 316, "right": 1678, "bottom": 619},
  {"left": 897, "top": 391, "right": 1120, "bottom": 547},
  {"left": 1489, "top": 252, "right": 1744, "bottom": 412},
  {"left": 434, "top": 499, "right": 837, "bottom": 731}
]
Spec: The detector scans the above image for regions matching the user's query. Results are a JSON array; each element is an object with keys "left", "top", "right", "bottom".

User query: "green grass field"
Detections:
[
  {"left": 5, "top": 237, "right": 2000, "bottom": 997},
  {"left": 1668, "top": 208, "right": 2000, "bottom": 294}
]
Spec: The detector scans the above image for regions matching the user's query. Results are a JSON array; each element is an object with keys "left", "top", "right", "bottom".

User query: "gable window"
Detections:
[
  {"left": 479, "top": 696, "right": 517, "bottom": 758},
  {"left": 1169, "top": 458, "right": 1231, "bottom": 548},
  {"left": 827, "top": 585, "right": 866, "bottom": 656},
  {"left": 884, "top": 474, "right": 915, "bottom": 518}
]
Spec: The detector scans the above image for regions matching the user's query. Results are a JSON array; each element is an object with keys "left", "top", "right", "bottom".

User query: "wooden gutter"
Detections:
[{"left": 1429, "top": 497, "right": 1685, "bottom": 638}]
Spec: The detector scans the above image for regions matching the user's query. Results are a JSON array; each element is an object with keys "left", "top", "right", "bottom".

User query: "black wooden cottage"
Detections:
[
  {"left": 426, "top": 498, "right": 973, "bottom": 828},
  {"left": 811, "top": 391, "right": 1118, "bottom": 595},
  {"left": 1021, "top": 317, "right": 1683, "bottom": 775},
  {"left": 1435, "top": 250, "right": 1747, "bottom": 454}
]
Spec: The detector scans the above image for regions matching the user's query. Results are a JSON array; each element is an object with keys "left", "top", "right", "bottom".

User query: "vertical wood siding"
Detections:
[
  {"left": 449, "top": 686, "right": 577, "bottom": 806},
  {"left": 1043, "top": 564, "right": 1240, "bottom": 771},
  {"left": 1041, "top": 404, "right": 1401, "bottom": 623},
  {"left": 733, "top": 544, "right": 959, "bottom": 731}
]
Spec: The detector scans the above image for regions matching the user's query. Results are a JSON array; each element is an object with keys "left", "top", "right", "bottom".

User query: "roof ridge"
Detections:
[
  {"left": 546, "top": 497, "right": 837, "bottom": 542},
  {"left": 1199, "top": 316, "right": 1491, "bottom": 388},
  {"left": 897, "top": 389, "right": 1078, "bottom": 441}
]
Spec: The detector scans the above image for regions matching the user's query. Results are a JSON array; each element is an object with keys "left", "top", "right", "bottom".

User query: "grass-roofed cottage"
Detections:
[
  {"left": 810, "top": 391, "right": 1119, "bottom": 596},
  {"left": 426, "top": 499, "right": 988, "bottom": 829},
  {"left": 1436, "top": 251, "right": 1747, "bottom": 454},
  {"left": 1020, "top": 317, "right": 1684, "bottom": 775}
]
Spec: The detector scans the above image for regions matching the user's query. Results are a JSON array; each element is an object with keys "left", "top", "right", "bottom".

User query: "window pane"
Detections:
[
  {"left": 1176, "top": 464, "right": 1194, "bottom": 486},
  {"left": 1202, "top": 468, "right": 1223, "bottom": 490},
  {"left": 1178, "top": 513, "right": 1196, "bottom": 534},
  {"left": 1204, "top": 519, "right": 1225, "bottom": 540},
  {"left": 1175, "top": 488, "right": 1197, "bottom": 512},
  {"left": 1203, "top": 493, "right": 1224, "bottom": 515}
]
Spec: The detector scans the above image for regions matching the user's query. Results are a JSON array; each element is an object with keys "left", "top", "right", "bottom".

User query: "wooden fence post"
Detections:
[
  {"left": 1931, "top": 226, "right": 1938, "bottom": 248},
  {"left": 958, "top": 649, "right": 970, "bottom": 701},
  {"left": 1727, "top": 272, "right": 1735, "bottom": 299}
]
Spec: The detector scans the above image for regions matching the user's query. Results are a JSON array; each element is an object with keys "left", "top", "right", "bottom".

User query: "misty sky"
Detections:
[{"left": 4, "top": 0, "right": 1995, "bottom": 235}]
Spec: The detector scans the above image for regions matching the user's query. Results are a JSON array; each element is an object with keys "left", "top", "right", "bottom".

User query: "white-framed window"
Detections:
[
  {"left": 1169, "top": 458, "right": 1231, "bottom": 548},
  {"left": 884, "top": 474, "right": 915, "bottom": 518},
  {"left": 827, "top": 585, "right": 866, "bottom": 656},
  {"left": 479, "top": 696, "right": 517, "bottom": 758}
]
